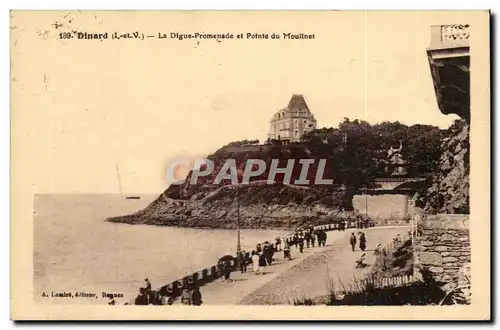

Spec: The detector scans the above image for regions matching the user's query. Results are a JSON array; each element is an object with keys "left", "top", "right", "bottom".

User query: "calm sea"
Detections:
[{"left": 33, "top": 194, "right": 288, "bottom": 304}]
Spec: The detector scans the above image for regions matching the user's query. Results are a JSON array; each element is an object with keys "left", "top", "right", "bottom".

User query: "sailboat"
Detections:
[{"left": 116, "top": 164, "right": 141, "bottom": 200}]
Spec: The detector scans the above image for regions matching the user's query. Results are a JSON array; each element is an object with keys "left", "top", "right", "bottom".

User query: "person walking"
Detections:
[
  {"left": 305, "top": 231, "right": 311, "bottom": 248},
  {"left": 359, "top": 232, "right": 367, "bottom": 252},
  {"left": 283, "top": 241, "right": 291, "bottom": 260},
  {"left": 251, "top": 251, "right": 260, "bottom": 275},
  {"left": 293, "top": 233, "right": 299, "bottom": 249},
  {"left": 144, "top": 278, "right": 152, "bottom": 291},
  {"left": 222, "top": 261, "right": 232, "bottom": 282},
  {"left": 275, "top": 237, "right": 282, "bottom": 251},
  {"left": 350, "top": 233, "right": 357, "bottom": 252},
  {"left": 263, "top": 242, "right": 273, "bottom": 265},
  {"left": 239, "top": 250, "right": 247, "bottom": 273},
  {"left": 141, "top": 278, "right": 152, "bottom": 302},
  {"left": 258, "top": 252, "right": 267, "bottom": 275},
  {"left": 298, "top": 234, "right": 304, "bottom": 253},
  {"left": 191, "top": 286, "right": 203, "bottom": 306}
]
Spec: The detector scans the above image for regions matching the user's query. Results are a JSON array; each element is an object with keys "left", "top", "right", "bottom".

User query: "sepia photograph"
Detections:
[{"left": 10, "top": 10, "right": 490, "bottom": 320}]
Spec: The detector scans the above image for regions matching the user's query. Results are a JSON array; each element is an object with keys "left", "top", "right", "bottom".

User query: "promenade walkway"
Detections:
[{"left": 177, "top": 226, "right": 410, "bottom": 305}]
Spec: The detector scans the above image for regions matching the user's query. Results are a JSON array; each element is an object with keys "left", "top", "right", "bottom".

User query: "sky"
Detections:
[{"left": 12, "top": 11, "right": 469, "bottom": 194}]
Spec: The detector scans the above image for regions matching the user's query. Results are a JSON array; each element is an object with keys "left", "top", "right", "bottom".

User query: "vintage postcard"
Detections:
[{"left": 11, "top": 10, "right": 490, "bottom": 320}]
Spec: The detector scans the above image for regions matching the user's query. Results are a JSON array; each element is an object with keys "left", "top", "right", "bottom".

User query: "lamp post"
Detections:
[
  {"left": 236, "top": 183, "right": 241, "bottom": 256},
  {"left": 362, "top": 185, "right": 368, "bottom": 217}
]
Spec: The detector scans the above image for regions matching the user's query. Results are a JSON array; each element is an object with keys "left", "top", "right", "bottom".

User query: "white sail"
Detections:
[{"left": 116, "top": 164, "right": 124, "bottom": 199}]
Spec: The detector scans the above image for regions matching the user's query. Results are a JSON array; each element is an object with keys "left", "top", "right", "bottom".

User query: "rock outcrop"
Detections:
[
  {"left": 422, "top": 120, "right": 469, "bottom": 214},
  {"left": 107, "top": 182, "right": 364, "bottom": 229}
]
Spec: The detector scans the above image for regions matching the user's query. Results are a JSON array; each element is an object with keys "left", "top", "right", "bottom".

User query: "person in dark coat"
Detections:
[
  {"left": 359, "top": 232, "right": 367, "bottom": 252},
  {"left": 316, "top": 230, "right": 322, "bottom": 246},
  {"left": 151, "top": 290, "right": 162, "bottom": 305},
  {"left": 239, "top": 250, "right": 247, "bottom": 273},
  {"left": 349, "top": 233, "right": 357, "bottom": 252},
  {"left": 316, "top": 230, "right": 324, "bottom": 246},
  {"left": 134, "top": 288, "right": 149, "bottom": 305},
  {"left": 298, "top": 234, "right": 304, "bottom": 253},
  {"left": 258, "top": 252, "right": 267, "bottom": 274},
  {"left": 191, "top": 286, "right": 203, "bottom": 306},
  {"left": 222, "top": 261, "right": 232, "bottom": 282},
  {"left": 304, "top": 231, "right": 311, "bottom": 248},
  {"left": 264, "top": 243, "right": 273, "bottom": 265}
]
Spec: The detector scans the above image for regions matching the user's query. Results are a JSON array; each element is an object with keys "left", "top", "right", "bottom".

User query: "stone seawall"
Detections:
[{"left": 413, "top": 214, "right": 470, "bottom": 284}]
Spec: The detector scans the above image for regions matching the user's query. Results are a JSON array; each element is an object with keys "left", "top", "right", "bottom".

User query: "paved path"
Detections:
[
  {"left": 185, "top": 226, "right": 410, "bottom": 305},
  {"left": 240, "top": 226, "right": 410, "bottom": 305}
]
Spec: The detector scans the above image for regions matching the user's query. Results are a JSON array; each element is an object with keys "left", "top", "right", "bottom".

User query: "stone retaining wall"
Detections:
[{"left": 413, "top": 213, "right": 470, "bottom": 284}]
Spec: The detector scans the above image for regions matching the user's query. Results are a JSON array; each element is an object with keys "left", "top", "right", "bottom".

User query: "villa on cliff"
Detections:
[{"left": 268, "top": 94, "right": 317, "bottom": 143}]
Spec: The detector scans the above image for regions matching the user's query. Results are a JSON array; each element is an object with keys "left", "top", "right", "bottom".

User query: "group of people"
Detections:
[
  {"left": 349, "top": 232, "right": 367, "bottom": 252},
  {"left": 285, "top": 227, "right": 328, "bottom": 253},
  {"left": 334, "top": 218, "right": 374, "bottom": 231},
  {"left": 349, "top": 232, "right": 369, "bottom": 269},
  {"left": 236, "top": 228, "right": 330, "bottom": 276},
  {"left": 249, "top": 240, "right": 275, "bottom": 275},
  {"left": 132, "top": 226, "right": 333, "bottom": 305},
  {"left": 336, "top": 221, "right": 349, "bottom": 231},
  {"left": 356, "top": 219, "right": 375, "bottom": 229},
  {"left": 134, "top": 278, "right": 203, "bottom": 306}
]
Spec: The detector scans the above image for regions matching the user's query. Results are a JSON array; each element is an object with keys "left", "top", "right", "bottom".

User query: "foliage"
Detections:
[
  {"left": 323, "top": 269, "right": 446, "bottom": 306},
  {"left": 440, "top": 264, "right": 471, "bottom": 305},
  {"left": 165, "top": 118, "right": 444, "bottom": 210},
  {"left": 224, "top": 139, "right": 260, "bottom": 147},
  {"left": 369, "top": 237, "right": 413, "bottom": 278}
]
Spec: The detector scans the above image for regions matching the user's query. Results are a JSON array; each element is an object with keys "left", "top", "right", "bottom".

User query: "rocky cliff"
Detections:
[
  {"left": 107, "top": 182, "right": 363, "bottom": 229},
  {"left": 106, "top": 143, "right": 365, "bottom": 229},
  {"left": 422, "top": 120, "right": 469, "bottom": 214}
]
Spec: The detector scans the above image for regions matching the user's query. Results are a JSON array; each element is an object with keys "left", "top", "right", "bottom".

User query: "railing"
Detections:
[
  {"left": 338, "top": 233, "right": 415, "bottom": 297},
  {"left": 124, "top": 221, "right": 363, "bottom": 305},
  {"left": 376, "top": 231, "right": 412, "bottom": 257},
  {"left": 125, "top": 220, "right": 399, "bottom": 305},
  {"left": 430, "top": 24, "right": 470, "bottom": 49},
  {"left": 341, "top": 274, "right": 415, "bottom": 295}
]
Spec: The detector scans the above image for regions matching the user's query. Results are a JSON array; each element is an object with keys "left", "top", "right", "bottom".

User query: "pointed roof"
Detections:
[{"left": 287, "top": 94, "right": 309, "bottom": 111}]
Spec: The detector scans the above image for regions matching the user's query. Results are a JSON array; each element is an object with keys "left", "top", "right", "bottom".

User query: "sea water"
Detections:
[{"left": 33, "top": 194, "right": 288, "bottom": 304}]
